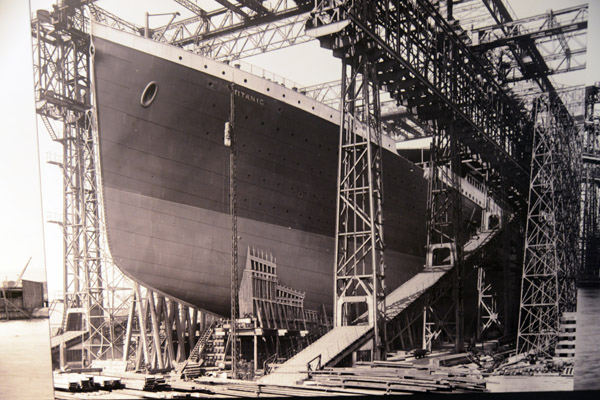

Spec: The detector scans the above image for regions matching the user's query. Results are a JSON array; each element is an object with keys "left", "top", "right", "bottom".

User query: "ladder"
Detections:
[{"left": 179, "top": 321, "right": 215, "bottom": 378}]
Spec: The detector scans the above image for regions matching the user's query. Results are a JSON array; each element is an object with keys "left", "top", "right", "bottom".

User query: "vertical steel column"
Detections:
[
  {"left": 227, "top": 84, "right": 239, "bottom": 376},
  {"left": 426, "top": 119, "right": 463, "bottom": 351},
  {"left": 517, "top": 90, "right": 583, "bottom": 356},
  {"left": 517, "top": 96, "right": 560, "bottom": 356},
  {"left": 334, "top": 52, "right": 386, "bottom": 359},
  {"left": 581, "top": 85, "right": 600, "bottom": 280},
  {"left": 32, "top": 3, "right": 132, "bottom": 366}
]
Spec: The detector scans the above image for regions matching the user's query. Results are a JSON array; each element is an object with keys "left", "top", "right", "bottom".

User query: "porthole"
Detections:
[{"left": 140, "top": 81, "right": 158, "bottom": 108}]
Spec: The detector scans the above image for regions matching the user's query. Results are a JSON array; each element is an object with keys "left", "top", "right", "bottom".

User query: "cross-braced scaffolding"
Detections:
[
  {"left": 332, "top": 53, "right": 387, "bottom": 360},
  {"left": 31, "top": 2, "right": 208, "bottom": 370},
  {"left": 581, "top": 84, "right": 600, "bottom": 280},
  {"left": 517, "top": 91, "right": 582, "bottom": 356},
  {"left": 425, "top": 119, "right": 464, "bottom": 351},
  {"left": 32, "top": 3, "right": 133, "bottom": 365}
]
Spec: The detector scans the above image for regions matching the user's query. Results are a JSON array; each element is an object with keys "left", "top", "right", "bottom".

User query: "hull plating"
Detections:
[{"left": 92, "top": 25, "right": 467, "bottom": 317}]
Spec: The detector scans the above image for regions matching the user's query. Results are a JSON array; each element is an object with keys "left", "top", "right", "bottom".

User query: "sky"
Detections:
[{"left": 0, "top": 0, "right": 598, "bottom": 298}]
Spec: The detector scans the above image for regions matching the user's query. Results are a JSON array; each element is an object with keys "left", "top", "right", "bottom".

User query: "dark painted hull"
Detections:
[{"left": 91, "top": 24, "right": 479, "bottom": 317}]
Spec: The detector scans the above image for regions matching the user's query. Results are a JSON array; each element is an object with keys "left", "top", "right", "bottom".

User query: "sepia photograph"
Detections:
[{"left": 1, "top": 0, "right": 599, "bottom": 398}]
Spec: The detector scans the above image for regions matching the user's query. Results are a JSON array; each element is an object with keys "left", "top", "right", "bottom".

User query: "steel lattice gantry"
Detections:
[
  {"left": 32, "top": 2, "right": 130, "bottom": 364},
  {"left": 31, "top": 1, "right": 206, "bottom": 370},
  {"left": 333, "top": 53, "right": 387, "bottom": 359},
  {"left": 145, "top": 0, "right": 314, "bottom": 61},
  {"left": 581, "top": 84, "right": 600, "bottom": 281},
  {"left": 307, "top": 0, "right": 536, "bottom": 351},
  {"left": 516, "top": 89, "right": 583, "bottom": 357}
]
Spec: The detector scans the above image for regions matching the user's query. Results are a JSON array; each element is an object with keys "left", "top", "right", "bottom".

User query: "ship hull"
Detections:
[{"left": 91, "top": 24, "right": 479, "bottom": 317}]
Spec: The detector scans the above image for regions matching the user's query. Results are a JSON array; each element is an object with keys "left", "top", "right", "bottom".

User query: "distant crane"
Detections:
[{"left": 2, "top": 257, "right": 32, "bottom": 288}]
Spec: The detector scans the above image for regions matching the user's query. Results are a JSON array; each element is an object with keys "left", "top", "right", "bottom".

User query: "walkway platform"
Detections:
[
  {"left": 50, "top": 330, "right": 86, "bottom": 349},
  {"left": 259, "top": 325, "right": 372, "bottom": 386},
  {"left": 259, "top": 228, "right": 501, "bottom": 385},
  {"left": 386, "top": 227, "right": 499, "bottom": 320}
]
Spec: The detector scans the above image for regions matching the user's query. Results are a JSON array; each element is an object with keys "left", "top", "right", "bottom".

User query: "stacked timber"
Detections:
[
  {"left": 305, "top": 362, "right": 487, "bottom": 394},
  {"left": 191, "top": 378, "right": 374, "bottom": 397},
  {"left": 53, "top": 372, "right": 123, "bottom": 392},
  {"left": 143, "top": 376, "right": 169, "bottom": 391}
]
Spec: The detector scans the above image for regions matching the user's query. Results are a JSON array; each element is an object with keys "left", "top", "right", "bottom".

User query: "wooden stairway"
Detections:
[{"left": 180, "top": 321, "right": 218, "bottom": 378}]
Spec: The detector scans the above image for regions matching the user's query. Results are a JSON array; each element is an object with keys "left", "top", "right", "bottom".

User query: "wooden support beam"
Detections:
[
  {"left": 147, "top": 290, "right": 164, "bottom": 369},
  {"left": 185, "top": 307, "right": 196, "bottom": 351},
  {"left": 123, "top": 290, "right": 136, "bottom": 362},
  {"left": 134, "top": 283, "right": 151, "bottom": 370},
  {"left": 162, "top": 297, "right": 176, "bottom": 367},
  {"left": 173, "top": 302, "right": 185, "bottom": 362}
]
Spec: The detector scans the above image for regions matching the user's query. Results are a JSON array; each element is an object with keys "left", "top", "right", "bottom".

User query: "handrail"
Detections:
[
  {"left": 306, "top": 353, "right": 322, "bottom": 372},
  {"left": 263, "top": 352, "right": 278, "bottom": 375}
]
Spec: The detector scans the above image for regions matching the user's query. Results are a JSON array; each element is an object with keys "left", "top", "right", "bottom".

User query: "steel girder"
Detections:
[
  {"left": 517, "top": 91, "right": 582, "bottom": 356},
  {"left": 146, "top": 0, "right": 312, "bottom": 61},
  {"left": 308, "top": 0, "right": 532, "bottom": 209},
  {"left": 476, "top": 268, "right": 503, "bottom": 339},
  {"left": 471, "top": 4, "right": 587, "bottom": 52},
  {"left": 470, "top": 3, "right": 587, "bottom": 85},
  {"left": 333, "top": 52, "right": 387, "bottom": 360},
  {"left": 305, "top": 0, "right": 533, "bottom": 353},
  {"left": 581, "top": 85, "right": 600, "bottom": 279},
  {"left": 385, "top": 268, "right": 458, "bottom": 350},
  {"left": 32, "top": 4, "right": 132, "bottom": 365}
]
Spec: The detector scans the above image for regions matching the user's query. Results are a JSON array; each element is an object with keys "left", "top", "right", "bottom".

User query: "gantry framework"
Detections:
[
  {"left": 144, "top": 0, "right": 313, "bottom": 61},
  {"left": 31, "top": 1, "right": 204, "bottom": 370},
  {"left": 306, "top": 0, "right": 588, "bottom": 354},
  {"left": 332, "top": 54, "right": 387, "bottom": 358},
  {"left": 32, "top": 1, "right": 131, "bottom": 364},
  {"left": 516, "top": 89, "right": 583, "bottom": 356},
  {"left": 307, "top": 0, "right": 535, "bottom": 352},
  {"left": 32, "top": 0, "right": 591, "bottom": 364},
  {"left": 581, "top": 85, "right": 600, "bottom": 280}
]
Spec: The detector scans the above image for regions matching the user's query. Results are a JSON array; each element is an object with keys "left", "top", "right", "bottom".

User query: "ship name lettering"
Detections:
[{"left": 234, "top": 89, "right": 264, "bottom": 106}]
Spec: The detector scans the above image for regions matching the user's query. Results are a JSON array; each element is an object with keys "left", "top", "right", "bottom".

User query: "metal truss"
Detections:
[
  {"left": 581, "top": 85, "right": 600, "bottom": 280},
  {"left": 422, "top": 306, "right": 440, "bottom": 352},
  {"left": 472, "top": 0, "right": 585, "bottom": 99},
  {"left": 309, "top": 0, "right": 533, "bottom": 209},
  {"left": 145, "top": 0, "right": 313, "bottom": 61},
  {"left": 471, "top": 4, "right": 587, "bottom": 52},
  {"left": 32, "top": 2, "right": 133, "bottom": 366},
  {"left": 426, "top": 120, "right": 464, "bottom": 351},
  {"left": 470, "top": 3, "right": 588, "bottom": 84},
  {"left": 476, "top": 268, "right": 502, "bottom": 339},
  {"left": 332, "top": 52, "right": 386, "bottom": 359},
  {"left": 517, "top": 90, "right": 583, "bottom": 356},
  {"left": 300, "top": 79, "right": 343, "bottom": 108},
  {"left": 88, "top": 3, "right": 142, "bottom": 35},
  {"left": 385, "top": 268, "right": 458, "bottom": 350}
]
